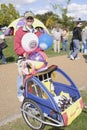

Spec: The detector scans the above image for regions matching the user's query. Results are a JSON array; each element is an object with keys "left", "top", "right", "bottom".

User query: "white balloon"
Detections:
[{"left": 21, "top": 33, "right": 38, "bottom": 52}]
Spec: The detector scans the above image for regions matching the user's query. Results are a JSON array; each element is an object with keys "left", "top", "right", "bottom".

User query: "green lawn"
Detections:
[
  {"left": 2, "top": 36, "right": 17, "bottom": 63},
  {"left": 0, "top": 88, "right": 87, "bottom": 130}
]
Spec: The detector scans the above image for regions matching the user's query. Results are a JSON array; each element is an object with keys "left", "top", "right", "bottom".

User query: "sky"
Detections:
[{"left": 0, "top": 0, "right": 87, "bottom": 21}]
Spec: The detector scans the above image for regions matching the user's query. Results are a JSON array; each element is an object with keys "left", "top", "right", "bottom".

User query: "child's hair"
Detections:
[{"left": 28, "top": 81, "right": 33, "bottom": 86}]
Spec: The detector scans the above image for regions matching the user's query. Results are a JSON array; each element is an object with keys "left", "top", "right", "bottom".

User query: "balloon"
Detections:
[
  {"left": 21, "top": 33, "right": 38, "bottom": 52},
  {"left": 38, "top": 33, "right": 53, "bottom": 50},
  {"left": 21, "top": 60, "right": 35, "bottom": 75},
  {"left": 28, "top": 50, "right": 48, "bottom": 71}
]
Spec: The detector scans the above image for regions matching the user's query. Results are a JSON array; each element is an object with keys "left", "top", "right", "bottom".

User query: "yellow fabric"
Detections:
[
  {"left": 42, "top": 81, "right": 56, "bottom": 96},
  {"left": 8, "top": 17, "right": 49, "bottom": 35},
  {"left": 61, "top": 97, "right": 83, "bottom": 125},
  {"left": 42, "top": 81, "right": 51, "bottom": 91},
  {"left": 60, "top": 91, "right": 70, "bottom": 99},
  {"left": 51, "top": 72, "right": 56, "bottom": 81},
  {"left": 31, "top": 61, "right": 44, "bottom": 69}
]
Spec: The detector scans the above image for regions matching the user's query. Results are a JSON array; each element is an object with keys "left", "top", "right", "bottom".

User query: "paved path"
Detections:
[{"left": 0, "top": 53, "right": 87, "bottom": 125}]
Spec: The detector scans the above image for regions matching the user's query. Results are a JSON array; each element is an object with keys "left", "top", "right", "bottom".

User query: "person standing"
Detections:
[
  {"left": 61, "top": 28, "right": 69, "bottom": 52},
  {"left": 82, "top": 26, "right": 87, "bottom": 54},
  {"left": 51, "top": 24, "right": 62, "bottom": 53},
  {"left": 0, "top": 29, "right": 7, "bottom": 64},
  {"left": 82, "top": 26, "right": 87, "bottom": 63},
  {"left": 70, "top": 22, "right": 82, "bottom": 60},
  {"left": 14, "top": 11, "right": 40, "bottom": 102}
]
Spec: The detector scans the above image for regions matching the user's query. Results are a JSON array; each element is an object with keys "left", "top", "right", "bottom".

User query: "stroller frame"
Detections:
[{"left": 20, "top": 65, "right": 84, "bottom": 130}]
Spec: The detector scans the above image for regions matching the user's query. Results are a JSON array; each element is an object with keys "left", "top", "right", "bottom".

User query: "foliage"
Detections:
[
  {"left": 46, "top": 14, "right": 60, "bottom": 29},
  {"left": 49, "top": 0, "right": 74, "bottom": 29},
  {"left": 36, "top": 11, "right": 54, "bottom": 25},
  {"left": 0, "top": 4, "right": 20, "bottom": 27},
  {"left": 35, "top": 0, "right": 75, "bottom": 30},
  {"left": 0, "top": 2, "right": 87, "bottom": 31},
  {"left": 61, "top": 9, "right": 74, "bottom": 29}
]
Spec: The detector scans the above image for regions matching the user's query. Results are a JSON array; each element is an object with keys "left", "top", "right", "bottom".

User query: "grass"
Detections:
[
  {"left": 2, "top": 36, "right": 17, "bottom": 63},
  {"left": 0, "top": 88, "right": 87, "bottom": 130},
  {"left": 1, "top": 36, "right": 68, "bottom": 64}
]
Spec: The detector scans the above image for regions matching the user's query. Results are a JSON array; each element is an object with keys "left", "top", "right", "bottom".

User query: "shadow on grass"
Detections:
[
  {"left": 82, "top": 110, "right": 87, "bottom": 114},
  {"left": 48, "top": 127, "right": 64, "bottom": 130},
  {"left": 6, "top": 56, "right": 15, "bottom": 62}
]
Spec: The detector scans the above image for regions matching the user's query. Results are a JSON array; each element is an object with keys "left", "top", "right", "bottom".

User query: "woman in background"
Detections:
[{"left": 0, "top": 29, "right": 7, "bottom": 64}]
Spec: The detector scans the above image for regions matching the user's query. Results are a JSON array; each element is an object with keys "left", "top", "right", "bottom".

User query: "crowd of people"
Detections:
[
  {"left": 51, "top": 22, "right": 87, "bottom": 61},
  {"left": 0, "top": 14, "right": 87, "bottom": 64},
  {"left": 51, "top": 24, "right": 69, "bottom": 53}
]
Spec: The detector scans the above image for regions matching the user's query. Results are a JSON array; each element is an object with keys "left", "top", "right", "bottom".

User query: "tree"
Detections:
[
  {"left": 8, "top": 4, "right": 20, "bottom": 21},
  {"left": 49, "top": 0, "right": 74, "bottom": 29},
  {"left": 36, "top": 11, "right": 54, "bottom": 25},
  {"left": 36, "top": 11, "right": 61, "bottom": 29},
  {"left": 0, "top": 4, "right": 20, "bottom": 27},
  {"left": 46, "top": 16, "right": 55, "bottom": 29},
  {"left": 46, "top": 14, "right": 61, "bottom": 29}
]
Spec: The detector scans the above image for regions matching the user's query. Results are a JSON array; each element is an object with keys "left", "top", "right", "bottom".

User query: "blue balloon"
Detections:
[{"left": 38, "top": 33, "right": 53, "bottom": 50}]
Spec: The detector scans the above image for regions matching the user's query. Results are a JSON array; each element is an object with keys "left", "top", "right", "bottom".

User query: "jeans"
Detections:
[
  {"left": 0, "top": 48, "right": 6, "bottom": 63},
  {"left": 17, "top": 75, "right": 24, "bottom": 97},
  {"left": 16, "top": 57, "right": 25, "bottom": 97},
  {"left": 71, "top": 39, "right": 80, "bottom": 58},
  {"left": 62, "top": 39, "right": 68, "bottom": 51},
  {"left": 82, "top": 40, "right": 87, "bottom": 54}
]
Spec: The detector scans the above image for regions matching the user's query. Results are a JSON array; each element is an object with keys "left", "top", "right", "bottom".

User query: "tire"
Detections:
[{"left": 21, "top": 99, "right": 45, "bottom": 130}]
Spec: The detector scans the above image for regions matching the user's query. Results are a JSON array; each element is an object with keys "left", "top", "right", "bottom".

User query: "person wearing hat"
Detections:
[
  {"left": 14, "top": 11, "right": 41, "bottom": 102},
  {"left": 14, "top": 11, "right": 40, "bottom": 56}
]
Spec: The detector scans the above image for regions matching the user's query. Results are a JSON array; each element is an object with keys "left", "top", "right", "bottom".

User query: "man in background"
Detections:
[{"left": 70, "top": 22, "right": 82, "bottom": 60}]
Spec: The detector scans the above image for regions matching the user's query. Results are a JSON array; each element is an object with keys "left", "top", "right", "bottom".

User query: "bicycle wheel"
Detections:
[{"left": 21, "top": 99, "right": 45, "bottom": 130}]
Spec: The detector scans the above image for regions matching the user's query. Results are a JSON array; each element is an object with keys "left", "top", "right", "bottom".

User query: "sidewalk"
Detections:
[{"left": 0, "top": 53, "right": 87, "bottom": 125}]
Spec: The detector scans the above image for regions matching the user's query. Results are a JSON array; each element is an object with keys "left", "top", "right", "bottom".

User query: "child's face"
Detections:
[{"left": 27, "top": 82, "right": 33, "bottom": 93}]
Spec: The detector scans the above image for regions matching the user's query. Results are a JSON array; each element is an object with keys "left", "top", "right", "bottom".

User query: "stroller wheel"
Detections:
[{"left": 21, "top": 99, "right": 45, "bottom": 130}]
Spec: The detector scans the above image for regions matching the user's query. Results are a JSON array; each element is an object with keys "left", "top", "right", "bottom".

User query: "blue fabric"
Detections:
[
  {"left": 17, "top": 75, "right": 24, "bottom": 96},
  {"left": 0, "top": 48, "right": 6, "bottom": 63},
  {"left": 72, "top": 39, "right": 80, "bottom": 57},
  {"left": 62, "top": 39, "right": 68, "bottom": 51},
  {"left": 82, "top": 40, "right": 87, "bottom": 53}
]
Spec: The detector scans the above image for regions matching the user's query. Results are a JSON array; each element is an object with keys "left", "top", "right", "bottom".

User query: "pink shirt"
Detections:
[{"left": 14, "top": 26, "right": 41, "bottom": 56}]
